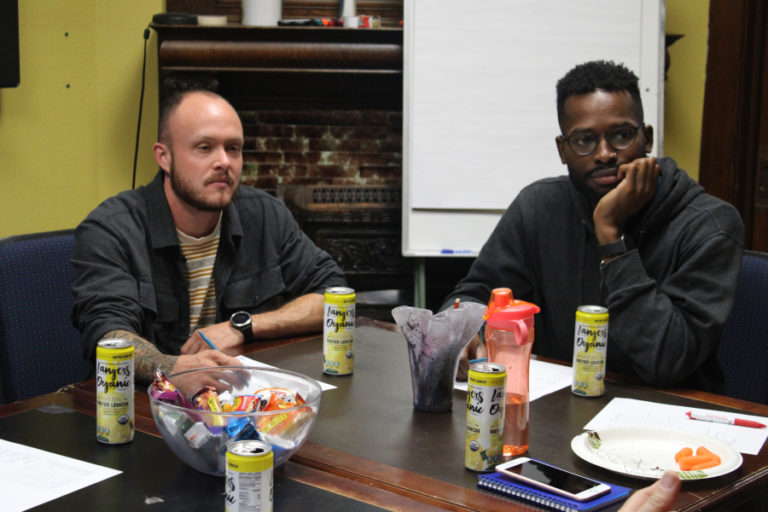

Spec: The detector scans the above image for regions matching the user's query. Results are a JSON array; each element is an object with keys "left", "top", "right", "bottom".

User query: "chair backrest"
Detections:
[
  {"left": 717, "top": 250, "right": 768, "bottom": 404},
  {"left": 0, "top": 229, "right": 85, "bottom": 403}
]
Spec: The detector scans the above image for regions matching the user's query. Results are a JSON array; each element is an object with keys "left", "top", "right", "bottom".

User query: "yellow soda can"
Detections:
[
  {"left": 571, "top": 305, "right": 609, "bottom": 397},
  {"left": 225, "top": 440, "right": 273, "bottom": 512},
  {"left": 96, "top": 339, "right": 134, "bottom": 444},
  {"left": 465, "top": 362, "right": 506, "bottom": 471},
  {"left": 323, "top": 286, "right": 355, "bottom": 375}
]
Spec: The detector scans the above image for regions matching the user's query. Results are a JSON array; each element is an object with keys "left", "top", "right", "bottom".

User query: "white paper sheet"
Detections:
[
  {"left": 584, "top": 397, "right": 768, "bottom": 455},
  {"left": 237, "top": 355, "right": 337, "bottom": 391},
  {"left": 0, "top": 439, "right": 121, "bottom": 512},
  {"left": 454, "top": 359, "right": 573, "bottom": 402}
]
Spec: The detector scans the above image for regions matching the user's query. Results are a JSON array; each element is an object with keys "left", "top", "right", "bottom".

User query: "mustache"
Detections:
[
  {"left": 585, "top": 166, "right": 619, "bottom": 180},
  {"left": 204, "top": 174, "right": 234, "bottom": 186}
]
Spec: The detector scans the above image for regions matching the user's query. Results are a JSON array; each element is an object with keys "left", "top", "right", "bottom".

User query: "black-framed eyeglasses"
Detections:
[{"left": 561, "top": 125, "right": 642, "bottom": 156}]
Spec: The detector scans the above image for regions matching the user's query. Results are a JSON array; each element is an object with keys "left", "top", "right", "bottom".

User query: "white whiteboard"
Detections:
[{"left": 402, "top": 0, "right": 665, "bottom": 256}]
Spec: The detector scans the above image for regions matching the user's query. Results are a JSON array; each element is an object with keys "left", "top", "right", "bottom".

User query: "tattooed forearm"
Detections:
[{"left": 102, "top": 330, "right": 178, "bottom": 385}]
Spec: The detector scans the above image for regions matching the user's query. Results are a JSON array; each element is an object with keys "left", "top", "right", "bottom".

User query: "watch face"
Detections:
[{"left": 231, "top": 311, "right": 250, "bottom": 327}]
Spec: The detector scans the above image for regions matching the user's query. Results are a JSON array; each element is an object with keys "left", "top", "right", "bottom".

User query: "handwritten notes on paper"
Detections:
[
  {"left": 584, "top": 398, "right": 768, "bottom": 455},
  {"left": 0, "top": 439, "right": 121, "bottom": 512}
]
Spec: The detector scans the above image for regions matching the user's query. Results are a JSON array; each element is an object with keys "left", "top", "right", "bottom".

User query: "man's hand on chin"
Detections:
[{"left": 593, "top": 157, "right": 660, "bottom": 245}]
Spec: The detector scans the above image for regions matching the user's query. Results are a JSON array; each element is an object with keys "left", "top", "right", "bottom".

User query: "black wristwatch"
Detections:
[
  {"left": 230, "top": 311, "right": 254, "bottom": 341},
  {"left": 598, "top": 234, "right": 629, "bottom": 261}
]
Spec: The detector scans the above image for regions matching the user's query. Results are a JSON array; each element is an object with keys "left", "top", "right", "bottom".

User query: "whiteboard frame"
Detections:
[{"left": 402, "top": 0, "right": 665, "bottom": 257}]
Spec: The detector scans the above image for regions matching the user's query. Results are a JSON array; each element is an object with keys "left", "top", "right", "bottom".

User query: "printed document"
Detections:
[{"left": 0, "top": 439, "right": 121, "bottom": 512}]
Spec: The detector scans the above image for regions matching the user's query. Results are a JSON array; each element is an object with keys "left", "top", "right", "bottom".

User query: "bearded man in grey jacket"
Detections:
[{"left": 448, "top": 61, "right": 744, "bottom": 392}]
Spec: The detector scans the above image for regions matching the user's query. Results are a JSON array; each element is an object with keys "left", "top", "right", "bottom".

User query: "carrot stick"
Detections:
[
  {"left": 678, "top": 455, "right": 715, "bottom": 471},
  {"left": 675, "top": 447, "right": 693, "bottom": 462},
  {"left": 696, "top": 446, "right": 721, "bottom": 463},
  {"left": 692, "top": 459, "right": 721, "bottom": 471}
]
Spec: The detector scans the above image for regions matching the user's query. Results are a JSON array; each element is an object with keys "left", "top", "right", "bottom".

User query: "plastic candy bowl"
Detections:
[{"left": 148, "top": 366, "right": 322, "bottom": 476}]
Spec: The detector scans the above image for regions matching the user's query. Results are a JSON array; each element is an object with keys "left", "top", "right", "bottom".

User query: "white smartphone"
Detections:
[{"left": 495, "top": 457, "right": 611, "bottom": 502}]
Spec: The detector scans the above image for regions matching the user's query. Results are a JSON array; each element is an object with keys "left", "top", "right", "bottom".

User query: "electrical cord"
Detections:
[{"left": 132, "top": 25, "right": 151, "bottom": 190}]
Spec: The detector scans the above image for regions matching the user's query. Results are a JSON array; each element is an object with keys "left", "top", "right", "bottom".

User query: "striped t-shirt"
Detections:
[{"left": 177, "top": 216, "right": 221, "bottom": 335}]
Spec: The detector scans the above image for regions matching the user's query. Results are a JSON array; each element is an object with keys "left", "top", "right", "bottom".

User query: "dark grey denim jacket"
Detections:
[{"left": 71, "top": 171, "right": 346, "bottom": 366}]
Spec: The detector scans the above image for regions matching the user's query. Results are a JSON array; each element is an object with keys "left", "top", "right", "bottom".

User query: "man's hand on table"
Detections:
[
  {"left": 456, "top": 334, "right": 486, "bottom": 381},
  {"left": 180, "top": 321, "right": 246, "bottom": 354},
  {"left": 618, "top": 471, "right": 680, "bottom": 512},
  {"left": 169, "top": 350, "right": 245, "bottom": 395},
  {"left": 170, "top": 350, "right": 243, "bottom": 373}
]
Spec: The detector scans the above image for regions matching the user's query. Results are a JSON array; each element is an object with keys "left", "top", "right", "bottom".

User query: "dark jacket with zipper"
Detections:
[{"left": 445, "top": 158, "right": 744, "bottom": 391}]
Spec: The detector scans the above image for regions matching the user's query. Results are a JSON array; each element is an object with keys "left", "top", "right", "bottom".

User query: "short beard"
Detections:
[{"left": 169, "top": 160, "right": 236, "bottom": 212}]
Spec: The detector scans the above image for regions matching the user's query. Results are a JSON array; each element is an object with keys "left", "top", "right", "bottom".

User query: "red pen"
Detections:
[{"left": 686, "top": 410, "right": 767, "bottom": 429}]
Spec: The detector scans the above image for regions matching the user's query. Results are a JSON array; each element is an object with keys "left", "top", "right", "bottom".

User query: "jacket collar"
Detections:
[{"left": 142, "top": 170, "right": 243, "bottom": 250}]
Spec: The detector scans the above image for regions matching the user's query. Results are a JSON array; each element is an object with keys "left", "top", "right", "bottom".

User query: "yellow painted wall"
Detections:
[
  {"left": 0, "top": 0, "right": 163, "bottom": 238},
  {"left": 0, "top": 0, "right": 711, "bottom": 237},
  {"left": 664, "top": 0, "right": 709, "bottom": 181}
]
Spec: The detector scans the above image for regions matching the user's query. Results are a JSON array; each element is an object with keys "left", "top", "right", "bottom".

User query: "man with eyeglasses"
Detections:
[{"left": 447, "top": 60, "right": 744, "bottom": 391}]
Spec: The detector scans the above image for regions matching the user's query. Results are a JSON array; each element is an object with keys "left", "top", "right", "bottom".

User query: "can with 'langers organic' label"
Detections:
[
  {"left": 225, "top": 440, "right": 273, "bottom": 512},
  {"left": 571, "top": 305, "right": 609, "bottom": 397},
  {"left": 96, "top": 339, "right": 134, "bottom": 444},
  {"left": 323, "top": 286, "right": 355, "bottom": 375},
  {"left": 465, "top": 362, "right": 506, "bottom": 471}
]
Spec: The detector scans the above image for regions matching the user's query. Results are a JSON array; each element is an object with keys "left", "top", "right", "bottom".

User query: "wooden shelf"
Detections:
[{"left": 152, "top": 24, "right": 403, "bottom": 109}]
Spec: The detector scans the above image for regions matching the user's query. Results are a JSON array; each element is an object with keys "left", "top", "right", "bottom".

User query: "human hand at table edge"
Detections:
[
  {"left": 617, "top": 470, "right": 680, "bottom": 512},
  {"left": 170, "top": 350, "right": 243, "bottom": 374},
  {"left": 180, "top": 320, "right": 245, "bottom": 355},
  {"left": 101, "top": 329, "right": 241, "bottom": 385},
  {"left": 456, "top": 334, "right": 486, "bottom": 381}
]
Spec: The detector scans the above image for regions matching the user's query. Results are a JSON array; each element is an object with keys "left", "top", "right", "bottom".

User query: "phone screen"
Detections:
[{"left": 505, "top": 459, "right": 602, "bottom": 494}]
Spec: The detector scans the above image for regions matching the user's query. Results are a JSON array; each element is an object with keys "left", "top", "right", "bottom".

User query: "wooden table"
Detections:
[{"left": 2, "top": 321, "right": 767, "bottom": 511}]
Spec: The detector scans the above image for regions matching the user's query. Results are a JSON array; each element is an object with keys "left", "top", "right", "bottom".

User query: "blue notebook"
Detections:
[{"left": 478, "top": 471, "right": 632, "bottom": 512}]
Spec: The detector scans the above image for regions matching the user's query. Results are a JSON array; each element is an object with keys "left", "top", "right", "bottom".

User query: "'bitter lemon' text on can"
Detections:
[
  {"left": 465, "top": 362, "right": 506, "bottom": 471},
  {"left": 572, "top": 305, "right": 609, "bottom": 397},
  {"left": 323, "top": 286, "right": 355, "bottom": 375},
  {"left": 96, "top": 339, "right": 134, "bottom": 444},
  {"left": 225, "top": 440, "right": 273, "bottom": 512}
]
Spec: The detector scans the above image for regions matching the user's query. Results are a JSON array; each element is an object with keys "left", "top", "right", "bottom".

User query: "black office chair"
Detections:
[
  {"left": 0, "top": 229, "right": 85, "bottom": 403},
  {"left": 717, "top": 250, "right": 768, "bottom": 404}
]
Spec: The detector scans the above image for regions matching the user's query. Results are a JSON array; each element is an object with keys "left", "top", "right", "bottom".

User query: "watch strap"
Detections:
[
  {"left": 598, "top": 234, "right": 628, "bottom": 260},
  {"left": 230, "top": 311, "right": 254, "bottom": 341}
]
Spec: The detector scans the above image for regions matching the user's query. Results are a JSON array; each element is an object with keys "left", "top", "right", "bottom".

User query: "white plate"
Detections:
[{"left": 570, "top": 427, "right": 743, "bottom": 480}]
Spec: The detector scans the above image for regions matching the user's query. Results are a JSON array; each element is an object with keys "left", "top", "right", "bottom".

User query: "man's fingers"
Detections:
[
  {"left": 618, "top": 471, "right": 680, "bottom": 512},
  {"left": 170, "top": 351, "right": 244, "bottom": 394},
  {"left": 205, "top": 349, "right": 243, "bottom": 367},
  {"left": 180, "top": 333, "right": 204, "bottom": 355},
  {"left": 457, "top": 334, "right": 485, "bottom": 381}
]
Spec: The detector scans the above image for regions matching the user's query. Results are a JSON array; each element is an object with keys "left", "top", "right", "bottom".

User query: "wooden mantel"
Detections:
[{"left": 151, "top": 24, "right": 404, "bottom": 109}]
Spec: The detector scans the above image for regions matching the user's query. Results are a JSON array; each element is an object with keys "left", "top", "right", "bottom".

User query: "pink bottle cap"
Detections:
[{"left": 486, "top": 302, "right": 541, "bottom": 330}]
